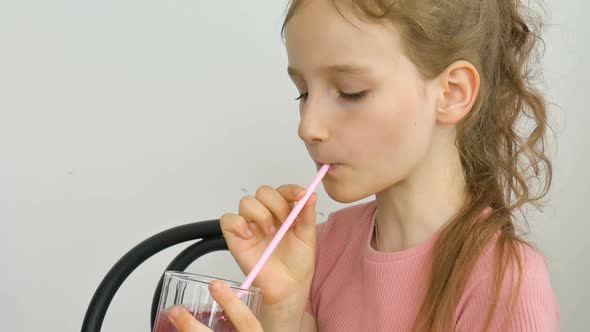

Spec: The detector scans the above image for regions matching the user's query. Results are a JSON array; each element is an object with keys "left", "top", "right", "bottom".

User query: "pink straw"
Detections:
[{"left": 239, "top": 163, "right": 330, "bottom": 291}]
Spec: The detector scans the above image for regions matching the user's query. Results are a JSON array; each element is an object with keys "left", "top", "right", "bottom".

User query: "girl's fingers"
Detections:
[
  {"left": 209, "top": 280, "right": 263, "bottom": 332},
  {"left": 239, "top": 195, "right": 276, "bottom": 236},
  {"left": 167, "top": 306, "right": 212, "bottom": 332},
  {"left": 255, "top": 185, "right": 295, "bottom": 228},
  {"left": 220, "top": 213, "right": 254, "bottom": 239}
]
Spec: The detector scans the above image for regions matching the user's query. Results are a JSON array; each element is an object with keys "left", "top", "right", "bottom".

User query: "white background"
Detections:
[{"left": 1, "top": 1, "right": 588, "bottom": 331}]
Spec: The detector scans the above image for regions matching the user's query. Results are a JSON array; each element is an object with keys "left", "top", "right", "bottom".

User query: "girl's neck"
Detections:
[{"left": 374, "top": 129, "right": 467, "bottom": 252}]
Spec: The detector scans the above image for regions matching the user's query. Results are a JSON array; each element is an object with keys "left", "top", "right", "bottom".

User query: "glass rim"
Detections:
[{"left": 164, "top": 270, "right": 262, "bottom": 294}]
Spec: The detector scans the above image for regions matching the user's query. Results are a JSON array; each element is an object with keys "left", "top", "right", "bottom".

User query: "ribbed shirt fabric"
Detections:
[{"left": 304, "top": 201, "right": 559, "bottom": 331}]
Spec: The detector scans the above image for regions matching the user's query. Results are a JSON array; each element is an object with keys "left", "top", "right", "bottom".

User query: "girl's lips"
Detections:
[{"left": 317, "top": 163, "right": 341, "bottom": 172}]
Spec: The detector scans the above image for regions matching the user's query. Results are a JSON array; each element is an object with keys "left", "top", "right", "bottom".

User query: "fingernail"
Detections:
[
  {"left": 168, "top": 306, "right": 181, "bottom": 319},
  {"left": 268, "top": 225, "right": 276, "bottom": 234},
  {"left": 211, "top": 280, "right": 223, "bottom": 291},
  {"left": 244, "top": 227, "right": 253, "bottom": 238}
]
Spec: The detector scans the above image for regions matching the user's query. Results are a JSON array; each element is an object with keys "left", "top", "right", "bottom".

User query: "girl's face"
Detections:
[{"left": 284, "top": 0, "right": 440, "bottom": 203}]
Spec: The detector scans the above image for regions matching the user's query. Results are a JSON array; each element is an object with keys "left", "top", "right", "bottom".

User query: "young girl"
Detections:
[{"left": 168, "top": 0, "right": 559, "bottom": 331}]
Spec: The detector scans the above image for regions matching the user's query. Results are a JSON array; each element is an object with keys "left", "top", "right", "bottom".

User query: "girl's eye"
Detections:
[
  {"left": 294, "top": 91, "right": 368, "bottom": 102},
  {"left": 339, "top": 91, "right": 367, "bottom": 101},
  {"left": 295, "top": 92, "right": 308, "bottom": 101}
]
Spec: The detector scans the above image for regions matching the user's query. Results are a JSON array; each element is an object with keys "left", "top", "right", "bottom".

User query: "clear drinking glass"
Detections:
[{"left": 153, "top": 271, "right": 263, "bottom": 332}]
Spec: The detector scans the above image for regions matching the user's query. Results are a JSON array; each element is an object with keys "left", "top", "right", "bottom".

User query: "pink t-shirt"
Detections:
[{"left": 304, "top": 201, "right": 559, "bottom": 331}]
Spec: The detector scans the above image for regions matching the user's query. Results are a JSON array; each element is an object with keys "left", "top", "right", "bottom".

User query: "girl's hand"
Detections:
[
  {"left": 220, "top": 184, "right": 318, "bottom": 307},
  {"left": 167, "top": 280, "right": 263, "bottom": 332}
]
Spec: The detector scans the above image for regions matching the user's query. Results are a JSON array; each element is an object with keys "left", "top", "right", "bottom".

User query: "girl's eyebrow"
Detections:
[{"left": 287, "top": 64, "right": 373, "bottom": 78}]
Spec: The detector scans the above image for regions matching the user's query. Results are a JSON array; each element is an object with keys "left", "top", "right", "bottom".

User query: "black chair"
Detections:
[{"left": 81, "top": 219, "right": 228, "bottom": 332}]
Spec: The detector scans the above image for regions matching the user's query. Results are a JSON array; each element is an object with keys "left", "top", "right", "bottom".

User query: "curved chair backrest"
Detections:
[{"left": 81, "top": 219, "right": 228, "bottom": 332}]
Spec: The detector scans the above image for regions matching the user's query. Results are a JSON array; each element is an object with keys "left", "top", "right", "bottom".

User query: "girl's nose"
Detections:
[{"left": 297, "top": 99, "right": 330, "bottom": 144}]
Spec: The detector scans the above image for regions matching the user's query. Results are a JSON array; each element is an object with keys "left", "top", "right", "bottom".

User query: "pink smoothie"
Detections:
[{"left": 154, "top": 309, "right": 236, "bottom": 332}]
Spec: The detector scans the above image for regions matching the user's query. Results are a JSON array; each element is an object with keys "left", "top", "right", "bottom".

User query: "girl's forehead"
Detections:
[
  {"left": 284, "top": 0, "right": 370, "bottom": 37},
  {"left": 284, "top": 1, "right": 401, "bottom": 51},
  {"left": 284, "top": 8, "right": 404, "bottom": 76}
]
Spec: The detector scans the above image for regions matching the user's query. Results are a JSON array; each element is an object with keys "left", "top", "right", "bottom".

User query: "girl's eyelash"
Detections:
[
  {"left": 294, "top": 91, "right": 368, "bottom": 101},
  {"left": 339, "top": 91, "right": 367, "bottom": 101},
  {"left": 295, "top": 92, "right": 308, "bottom": 101}
]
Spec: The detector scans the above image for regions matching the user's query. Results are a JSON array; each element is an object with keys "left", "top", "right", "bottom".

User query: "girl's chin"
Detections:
[{"left": 323, "top": 181, "right": 372, "bottom": 204}]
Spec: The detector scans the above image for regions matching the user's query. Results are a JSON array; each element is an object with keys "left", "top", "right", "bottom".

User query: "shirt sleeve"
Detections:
[{"left": 456, "top": 246, "right": 559, "bottom": 331}]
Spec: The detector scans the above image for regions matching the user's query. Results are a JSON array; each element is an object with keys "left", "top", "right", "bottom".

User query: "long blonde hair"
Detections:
[{"left": 282, "top": 0, "right": 552, "bottom": 330}]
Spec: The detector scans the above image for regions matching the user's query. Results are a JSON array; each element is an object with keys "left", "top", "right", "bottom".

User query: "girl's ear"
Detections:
[{"left": 434, "top": 60, "right": 480, "bottom": 124}]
